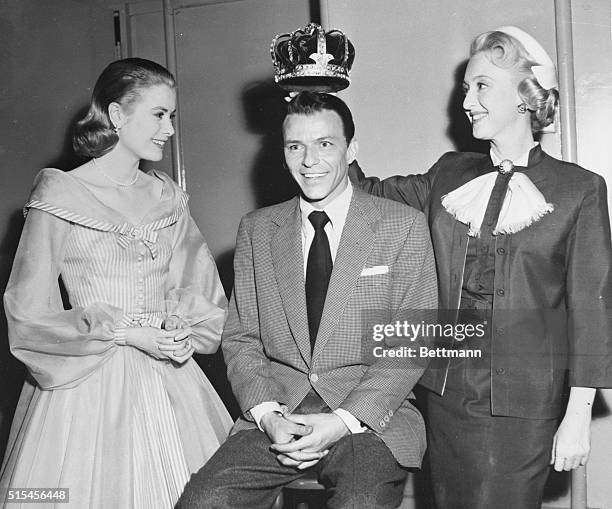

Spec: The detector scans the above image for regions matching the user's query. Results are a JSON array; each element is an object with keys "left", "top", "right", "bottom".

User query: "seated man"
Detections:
[{"left": 178, "top": 92, "right": 437, "bottom": 509}]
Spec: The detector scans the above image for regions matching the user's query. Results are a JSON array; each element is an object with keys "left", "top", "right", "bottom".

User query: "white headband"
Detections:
[{"left": 495, "top": 26, "right": 558, "bottom": 90}]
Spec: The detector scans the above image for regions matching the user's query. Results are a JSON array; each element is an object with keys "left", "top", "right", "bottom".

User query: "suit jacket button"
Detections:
[
  {"left": 380, "top": 420, "right": 386, "bottom": 427},
  {"left": 496, "top": 288, "right": 505, "bottom": 296},
  {"left": 309, "top": 373, "right": 319, "bottom": 383},
  {"left": 384, "top": 415, "right": 390, "bottom": 422},
  {"left": 496, "top": 368, "right": 505, "bottom": 375},
  {"left": 389, "top": 409, "right": 393, "bottom": 416}
]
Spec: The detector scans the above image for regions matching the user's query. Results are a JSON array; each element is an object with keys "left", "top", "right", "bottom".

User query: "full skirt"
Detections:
[{"left": 0, "top": 347, "right": 232, "bottom": 508}]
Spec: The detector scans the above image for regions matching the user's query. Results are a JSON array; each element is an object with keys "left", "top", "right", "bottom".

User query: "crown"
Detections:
[{"left": 270, "top": 22, "right": 355, "bottom": 93}]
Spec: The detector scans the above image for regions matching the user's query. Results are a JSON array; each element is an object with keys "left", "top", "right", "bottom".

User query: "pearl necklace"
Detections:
[{"left": 92, "top": 158, "right": 140, "bottom": 187}]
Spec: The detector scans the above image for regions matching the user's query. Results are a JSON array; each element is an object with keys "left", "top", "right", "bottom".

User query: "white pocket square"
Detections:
[{"left": 360, "top": 265, "right": 389, "bottom": 276}]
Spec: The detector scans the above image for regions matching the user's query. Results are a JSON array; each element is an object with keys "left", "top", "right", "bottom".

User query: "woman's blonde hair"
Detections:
[{"left": 471, "top": 31, "right": 558, "bottom": 131}]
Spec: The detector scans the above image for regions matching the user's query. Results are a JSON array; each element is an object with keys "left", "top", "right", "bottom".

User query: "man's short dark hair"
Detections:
[{"left": 285, "top": 91, "right": 355, "bottom": 143}]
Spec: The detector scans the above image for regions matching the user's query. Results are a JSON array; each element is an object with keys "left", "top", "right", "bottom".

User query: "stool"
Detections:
[{"left": 271, "top": 472, "right": 325, "bottom": 509}]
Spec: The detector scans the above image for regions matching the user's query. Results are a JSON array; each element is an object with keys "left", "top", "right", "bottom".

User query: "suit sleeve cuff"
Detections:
[
  {"left": 250, "top": 401, "right": 284, "bottom": 431},
  {"left": 334, "top": 408, "right": 367, "bottom": 434}
]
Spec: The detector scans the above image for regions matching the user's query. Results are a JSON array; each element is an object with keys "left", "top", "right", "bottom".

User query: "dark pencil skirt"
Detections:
[{"left": 424, "top": 297, "right": 558, "bottom": 509}]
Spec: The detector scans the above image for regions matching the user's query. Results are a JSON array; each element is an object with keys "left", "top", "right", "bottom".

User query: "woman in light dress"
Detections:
[{"left": 0, "top": 58, "right": 232, "bottom": 508}]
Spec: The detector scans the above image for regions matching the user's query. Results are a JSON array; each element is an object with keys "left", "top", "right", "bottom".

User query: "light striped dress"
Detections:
[{"left": 0, "top": 168, "right": 232, "bottom": 508}]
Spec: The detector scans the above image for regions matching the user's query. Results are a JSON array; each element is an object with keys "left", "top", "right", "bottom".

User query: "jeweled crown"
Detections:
[{"left": 270, "top": 22, "right": 355, "bottom": 92}]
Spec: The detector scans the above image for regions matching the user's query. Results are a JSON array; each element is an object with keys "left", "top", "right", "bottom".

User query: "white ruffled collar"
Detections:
[{"left": 442, "top": 145, "right": 554, "bottom": 237}]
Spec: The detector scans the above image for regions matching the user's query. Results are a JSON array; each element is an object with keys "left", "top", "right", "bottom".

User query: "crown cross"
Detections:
[
  {"left": 310, "top": 26, "right": 334, "bottom": 69},
  {"left": 309, "top": 51, "right": 334, "bottom": 67}
]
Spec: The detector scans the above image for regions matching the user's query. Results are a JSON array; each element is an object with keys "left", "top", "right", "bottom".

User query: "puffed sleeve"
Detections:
[
  {"left": 566, "top": 174, "right": 612, "bottom": 386},
  {"left": 164, "top": 207, "right": 228, "bottom": 354},
  {"left": 4, "top": 209, "right": 124, "bottom": 390}
]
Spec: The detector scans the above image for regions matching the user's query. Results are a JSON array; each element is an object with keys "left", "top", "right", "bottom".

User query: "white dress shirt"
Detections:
[{"left": 299, "top": 181, "right": 352, "bottom": 274}]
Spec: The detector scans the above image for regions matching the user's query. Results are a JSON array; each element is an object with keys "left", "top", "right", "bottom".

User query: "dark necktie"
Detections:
[
  {"left": 471, "top": 160, "right": 514, "bottom": 291},
  {"left": 306, "top": 211, "right": 333, "bottom": 350}
]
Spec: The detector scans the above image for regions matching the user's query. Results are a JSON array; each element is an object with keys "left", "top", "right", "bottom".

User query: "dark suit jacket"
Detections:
[
  {"left": 222, "top": 188, "right": 437, "bottom": 467},
  {"left": 352, "top": 146, "right": 612, "bottom": 418}
]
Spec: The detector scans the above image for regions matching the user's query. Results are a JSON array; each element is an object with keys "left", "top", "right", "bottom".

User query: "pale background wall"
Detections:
[
  {"left": 331, "top": 0, "right": 561, "bottom": 170},
  {"left": 1, "top": 0, "right": 610, "bottom": 507},
  {"left": 570, "top": 2, "right": 612, "bottom": 508}
]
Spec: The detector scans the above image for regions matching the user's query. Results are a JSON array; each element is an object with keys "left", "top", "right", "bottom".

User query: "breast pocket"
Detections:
[
  {"left": 353, "top": 272, "right": 392, "bottom": 321},
  {"left": 356, "top": 272, "right": 391, "bottom": 287}
]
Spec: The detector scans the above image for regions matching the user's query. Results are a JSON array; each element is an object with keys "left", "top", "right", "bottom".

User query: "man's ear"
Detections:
[{"left": 346, "top": 138, "right": 358, "bottom": 165}]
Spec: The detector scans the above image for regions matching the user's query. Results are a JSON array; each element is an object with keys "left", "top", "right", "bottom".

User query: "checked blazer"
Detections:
[{"left": 222, "top": 188, "right": 437, "bottom": 467}]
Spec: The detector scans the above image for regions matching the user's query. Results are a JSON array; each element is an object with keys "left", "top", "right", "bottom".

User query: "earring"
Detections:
[{"left": 517, "top": 103, "right": 527, "bottom": 114}]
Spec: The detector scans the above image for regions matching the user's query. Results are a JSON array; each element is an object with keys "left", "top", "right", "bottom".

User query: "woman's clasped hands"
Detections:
[{"left": 124, "top": 316, "right": 194, "bottom": 363}]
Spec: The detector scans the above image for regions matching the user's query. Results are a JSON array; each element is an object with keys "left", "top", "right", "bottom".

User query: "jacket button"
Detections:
[
  {"left": 389, "top": 409, "right": 393, "bottom": 417},
  {"left": 496, "top": 327, "right": 505, "bottom": 335},
  {"left": 380, "top": 420, "right": 386, "bottom": 428},
  {"left": 496, "top": 288, "right": 505, "bottom": 296},
  {"left": 384, "top": 415, "right": 390, "bottom": 422},
  {"left": 497, "top": 247, "right": 506, "bottom": 255},
  {"left": 309, "top": 373, "right": 318, "bottom": 383},
  {"left": 496, "top": 368, "right": 505, "bottom": 375}
]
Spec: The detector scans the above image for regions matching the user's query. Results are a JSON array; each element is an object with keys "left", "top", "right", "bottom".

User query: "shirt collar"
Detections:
[
  {"left": 299, "top": 180, "right": 353, "bottom": 230},
  {"left": 490, "top": 142, "right": 539, "bottom": 167}
]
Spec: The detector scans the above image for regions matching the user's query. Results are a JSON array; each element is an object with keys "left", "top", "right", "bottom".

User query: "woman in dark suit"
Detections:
[{"left": 351, "top": 26, "right": 612, "bottom": 509}]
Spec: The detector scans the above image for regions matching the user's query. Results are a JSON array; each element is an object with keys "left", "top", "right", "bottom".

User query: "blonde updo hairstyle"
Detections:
[{"left": 470, "top": 31, "right": 558, "bottom": 132}]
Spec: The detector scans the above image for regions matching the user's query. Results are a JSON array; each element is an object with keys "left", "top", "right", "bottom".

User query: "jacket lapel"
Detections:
[
  {"left": 312, "top": 190, "right": 380, "bottom": 362},
  {"left": 271, "top": 199, "right": 312, "bottom": 365}
]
